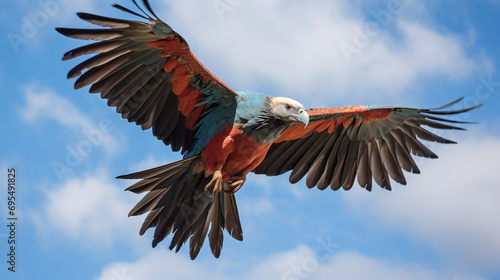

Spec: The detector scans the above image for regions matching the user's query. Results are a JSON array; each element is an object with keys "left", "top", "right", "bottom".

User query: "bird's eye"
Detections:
[{"left": 286, "top": 104, "right": 292, "bottom": 110}]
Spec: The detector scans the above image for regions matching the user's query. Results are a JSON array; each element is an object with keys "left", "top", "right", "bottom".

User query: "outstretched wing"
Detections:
[
  {"left": 56, "top": 0, "right": 239, "bottom": 156},
  {"left": 254, "top": 99, "right": 481, "bottom": 191}
]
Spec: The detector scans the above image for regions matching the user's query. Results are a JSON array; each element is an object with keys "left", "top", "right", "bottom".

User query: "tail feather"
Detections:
[
  {"left": 119, "top": 156, "right": 244, "bottom": 259},
  {"left": 124, "top": 177, "right": 158, "bottom": 194},
  {"left": 151, "top": 190, "right": 187, "bottom": 246},
  {"left": 128, "top": 188, "right": 167, "bottom": 217},
  {"left": 175, "top": 204, "right": 211, "bottom": 253},
  {"left": 167, "top": 175, "right": 210, "bottom": 250},
  {"left": 189, "top": 208, "right": 211, "bottom": 259},
  {"left": 117, "top": 157, "right": 196, "bottom": 179},
  {"left": 139, "top": 206, "right": 162, "bottom": 235},
  {"left": 223, "top": 193, "right": 243, "bottom": 241},
  {"left": 208, "top": 195, "right": 224, "bottom": 258}
]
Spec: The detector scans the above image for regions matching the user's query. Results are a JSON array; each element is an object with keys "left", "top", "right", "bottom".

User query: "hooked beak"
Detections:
[{"left": 296, "top": 110, "right": 309, "bottom": 128}]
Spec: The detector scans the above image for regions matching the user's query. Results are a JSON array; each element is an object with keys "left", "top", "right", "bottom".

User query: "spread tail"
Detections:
[{"left": 118, "top": 156, "right": 243, "bottom": 259}]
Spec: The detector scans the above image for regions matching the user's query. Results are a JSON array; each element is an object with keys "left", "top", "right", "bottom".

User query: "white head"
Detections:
[{"left": 269, "top": 97, "right": 309, "bottom": 126}]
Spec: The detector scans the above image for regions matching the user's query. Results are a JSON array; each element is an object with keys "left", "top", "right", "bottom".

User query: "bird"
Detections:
[{"left": 56, "top": 0, "right": 481, "bottom": 260}]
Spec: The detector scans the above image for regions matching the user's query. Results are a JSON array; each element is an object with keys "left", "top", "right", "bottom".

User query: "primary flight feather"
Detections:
[{"left": 56, "top": 0, "right": 481, "bottom": 260}]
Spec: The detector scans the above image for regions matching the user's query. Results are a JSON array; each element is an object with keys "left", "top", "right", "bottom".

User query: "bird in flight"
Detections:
[{"left": 57, "top": 0, "right": 480, "bottom": 260}]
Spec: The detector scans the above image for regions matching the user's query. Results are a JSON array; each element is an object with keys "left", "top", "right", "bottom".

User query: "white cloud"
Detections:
[
  {"left": 21, "top": 84, "right": 91, "bottom": 129},
  {"left": 397, "top": 21, "right": 475, "bottom": 79},
  {"left": 95, "top": 245, "right": 486, "bottom": 280},
  {"left": 95, "top": 249, "right": 225, "bottom": 280},
  {"left": 152, "top": 0, "right": 489, "bottom": 104},
  {"left": 343, "top": 129, "right": 500, "bottom": 272},
  {"left": 316, "top": 250, "right": 485, "bottom": 280},
  {"left": 31, "top": 170, "right": 144, "bottom": 249},
  {"left": 19, "top": 84, "right": 120, "bottom": 156}
]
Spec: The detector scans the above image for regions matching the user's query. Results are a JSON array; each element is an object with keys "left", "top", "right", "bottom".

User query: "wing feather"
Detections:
[
  {"left": 290, "top": 132, "right": 331, "bottom": 186},
  {"left": 330, "top": 133, "right": 354, "bottom": 191},
  {"left": 254, "top": 100, "right": 480, "bottom": 191},
  {"left": 340, "top": 138, "right": 359, "bottom": 190},
  {"left": 356, "top": 141, "right": 372, "bottom": 190},
  {"left": 307, "top": 130, "right": 340, "bottom": 189},
  {"left": 57, "top": 0, "right": 239, "bottom": 156},
  {"left": 316, "top": 126, "right": 343, "bottom": 190},
  {"left": 262, "top": 141, "right": 298, "bottom": 176}
]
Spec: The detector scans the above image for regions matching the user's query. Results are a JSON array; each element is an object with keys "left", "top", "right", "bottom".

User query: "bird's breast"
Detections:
[{"left": 202, "top": 123, "right": 272, "bottom": 179}]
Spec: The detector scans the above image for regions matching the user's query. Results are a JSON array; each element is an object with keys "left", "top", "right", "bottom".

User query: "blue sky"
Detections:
[{"left": 1, "top": 0, "right": 500, "bottom": 279}]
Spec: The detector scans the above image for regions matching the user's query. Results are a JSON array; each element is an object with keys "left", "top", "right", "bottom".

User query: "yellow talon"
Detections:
[
  {"left": 205, "top": 170, "right": 223, "bottom": 196},
  {"left": 224, "top": 174, "right": 246, "bottom": 194}
]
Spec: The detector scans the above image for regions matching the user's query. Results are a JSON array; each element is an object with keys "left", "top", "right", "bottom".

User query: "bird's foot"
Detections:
[
  {"left": 224, "top": 174, "right": 246, "bottom": 194},
  {"left": 205, "top": 170, "right": 223, "bottom": 196}
]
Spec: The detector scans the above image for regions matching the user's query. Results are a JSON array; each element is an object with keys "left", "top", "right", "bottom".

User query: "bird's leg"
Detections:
[
  {"left": 224, "top": 174, "right": 246, "bottom": 194},
  {"left": 205, "top": 170, "right": 223, "bottom": 196}
]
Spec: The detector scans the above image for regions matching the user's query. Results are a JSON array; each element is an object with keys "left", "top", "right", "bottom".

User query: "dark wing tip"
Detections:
[
  {"left": 76, "top": 12, "right": 91, "bottom": 19},
  {"left": 123, "top": 185, "right": 135, "bottom": 192},
  {"left": 61, "top": 51, "right": 72, "bottom": 61},
  {"left": 152, "top": 239, "right": 159, "bottom": 248},
  {"left": 112, "top": 3, "right": 150, "bottom": 20},
  {"left": 431, "top": 97, "right": 464, "bottom": 110},
  {"left": 55, "top": 27, "right": 69, "bottom": 36},
  {"left": 142, "top": 0, "right": 160, "bottom": 19},
  {"left": 426, "top": 99, "right": 483, "bottom": 115},
  {"left": 56, "top": 28, "right": 75, "bottom": 61}
]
